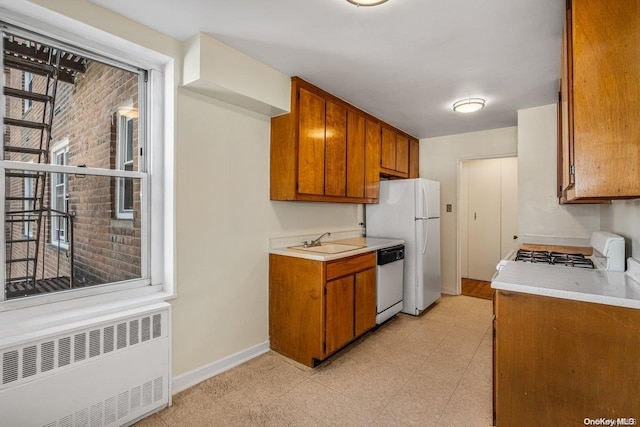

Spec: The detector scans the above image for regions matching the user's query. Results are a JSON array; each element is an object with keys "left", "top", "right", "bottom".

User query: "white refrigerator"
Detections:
[{"left": 366, "top": 178, "right": 441, "bottom": 315}]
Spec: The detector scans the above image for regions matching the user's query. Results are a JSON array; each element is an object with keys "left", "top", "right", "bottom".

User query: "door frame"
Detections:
[{"left": 455, "top": 153, "right": 517, "bottom": 295}]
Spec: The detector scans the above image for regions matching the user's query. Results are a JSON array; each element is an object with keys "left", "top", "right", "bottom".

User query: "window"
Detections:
[
  {"left": 23, "top": 167, "right": 35, "bottom": 238},
  {"left": 50, "top": 140, "right": 69, "bottom": 248},
  {"left": 0, "top": 20, "right": 173, "bottom": 305},
  {"left": 23, "top": 72, "right": 32, "bottom": 113},
  {"left": 116, "top": 114, "right": 134, "bottom": 219}
]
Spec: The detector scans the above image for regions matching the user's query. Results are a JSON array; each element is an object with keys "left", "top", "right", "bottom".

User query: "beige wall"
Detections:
[
  {"left": 421, "top": 127, "right": 517, "bottom": 295},
  {"left": 517, "top": 104, "right": 601, "bottom": 241},
  {"left": 173, "top": 91, "right": 359, "bottom": 374},
  {"left": 25, "top": 0, "right": 360, "bottom": 377},
  {"left": 600, "top": 201, "right": 640, "bottom": 259}
]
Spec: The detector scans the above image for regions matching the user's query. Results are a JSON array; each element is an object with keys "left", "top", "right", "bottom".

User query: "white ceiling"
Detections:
[{"left": 91, "top": 0, "right": 564, "bottom": 138}]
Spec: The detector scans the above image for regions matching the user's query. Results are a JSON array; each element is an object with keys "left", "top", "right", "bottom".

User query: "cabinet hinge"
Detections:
[
  {"left": 323, "top": 342, "right": 326, "bottom": 353},
  {"left": 570, "top": 164, "right": 575, "bottom": 176}
]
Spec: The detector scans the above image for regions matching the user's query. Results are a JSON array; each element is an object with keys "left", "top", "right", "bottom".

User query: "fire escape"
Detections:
[{"left": 3, "top": 32, "right": 87, "bottom": 299}]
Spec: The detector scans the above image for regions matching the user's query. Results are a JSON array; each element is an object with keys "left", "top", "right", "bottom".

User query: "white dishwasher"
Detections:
[{"left": 376, "top": 244, "right": 405, "bottom": 325}]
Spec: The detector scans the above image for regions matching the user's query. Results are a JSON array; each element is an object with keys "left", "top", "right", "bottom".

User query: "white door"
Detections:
[
  {"left": 500, "top": 157, "right": 519, "bottom": 258},
  {"left": 466, "top": 159, "right": 502, "bottom": 281},
  {"left": 461, "top": 157, "right": 518, "bottom": 282}
]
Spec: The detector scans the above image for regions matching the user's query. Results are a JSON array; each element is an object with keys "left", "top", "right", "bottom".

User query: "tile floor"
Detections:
[{"left": 136, "top": 295, "right": 493, "bottom": 426}]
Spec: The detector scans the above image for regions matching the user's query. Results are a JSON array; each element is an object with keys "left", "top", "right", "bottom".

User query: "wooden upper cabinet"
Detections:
[
  {"left": 380, "top": 125, "right": 410, "bottom": 178},
  {"left": 395, "top": 134, "right": 409, "bottom": 175},
  {"left": 325, "top": 100, "right": 347, "bottom": 197},
  {"left": 409, "top": 137, "right": 419, "bottom": 178},
  {"left": 346, "top": 111, "right": 366, "bottom": 198},
  {"left": 558, "top": 0, "right": 640, "bottom": 202},
  {"left": 271, "top": 77, "right": 417, "bottom": 203},
  {"left": 365, "top": 120, "right": 381, "bottom": 199},
  {"left": 297, "top": 88, "right": 326, "bottom": 196},
  {"left": 380, "top": 126, "right": 396, "bottom": 170}
]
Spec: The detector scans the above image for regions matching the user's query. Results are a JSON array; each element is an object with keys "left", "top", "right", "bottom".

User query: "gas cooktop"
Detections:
[{"left": 514, "top": 249, "right": 595, "bottom": 269}]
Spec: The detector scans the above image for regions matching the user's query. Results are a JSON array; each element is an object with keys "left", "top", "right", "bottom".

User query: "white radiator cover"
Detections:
[{"left": 0, "top": 302, "right": 171, "bottom": 426}]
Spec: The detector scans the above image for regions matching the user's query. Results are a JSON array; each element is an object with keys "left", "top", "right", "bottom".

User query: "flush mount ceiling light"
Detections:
[
  {"left": 453, "top": 98, "right": 486, "bottom": 113},
  {"left": 346, "top": 0, "right": 389, "bottom": 6}
]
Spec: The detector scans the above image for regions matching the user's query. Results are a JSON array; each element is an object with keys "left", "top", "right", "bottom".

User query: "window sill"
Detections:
[
  {"left": 0, "top": 284, "right": 173, "bottom": 344},
  {"left": 110, "top": 218, "right": 134, "bottom": 229}
]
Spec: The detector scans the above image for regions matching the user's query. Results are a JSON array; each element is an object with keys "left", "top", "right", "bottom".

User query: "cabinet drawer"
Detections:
[{"left": 326, "top": 252, "right": 376, "bottom": 281}]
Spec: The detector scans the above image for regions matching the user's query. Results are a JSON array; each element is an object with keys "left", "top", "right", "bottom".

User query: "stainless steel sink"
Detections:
[{"left": 289, "top": 243, "right": 365, "bottom": 254}]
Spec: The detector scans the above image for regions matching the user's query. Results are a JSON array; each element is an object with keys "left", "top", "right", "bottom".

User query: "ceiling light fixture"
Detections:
[
  {"left": 346, "top": 0, "right": 389, "bottom": 6},
  {"left": 453, "top": 98, "right": 485, "bottom": 113}
]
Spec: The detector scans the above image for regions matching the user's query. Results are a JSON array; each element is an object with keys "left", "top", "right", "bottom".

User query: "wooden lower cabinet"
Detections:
[
  {"left": 269, "top": 252, "right": 376, "bottom": 367},
  {"left": 494, "top": 290, "right": 640, "bottom": 426},
  {"left": 325, "top": 276, "right": 355, "bottom": 355}
]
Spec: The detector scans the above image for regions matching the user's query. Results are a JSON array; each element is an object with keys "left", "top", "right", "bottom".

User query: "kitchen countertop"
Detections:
[
  {"left": 492, "top": 257, "right": 640, "bottom": 309},
  {"left": 269, "top": 236, "right": 404, "bottom": 261}
]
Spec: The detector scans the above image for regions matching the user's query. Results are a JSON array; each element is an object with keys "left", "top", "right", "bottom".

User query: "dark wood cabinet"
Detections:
[
  {"left": 494, "top": 290, "right": 640, "bottom": 426},
  {"left": 364, "top": 119, "right": 381, "bottom": 199},
  {"left": 380, "top": 125, "right": 410, "bottom": 178},
  {"left": 558, "top": 0, "right": 640, "bottom": 203},
  {"left": 409, "top": 137, "right": 419, "bottom": 179},
  {"left": 271, "top": 77, "right": 418, "bottom": 203},
  {"left": 269, "top": 252, "right": 377, "bottom": 367}
]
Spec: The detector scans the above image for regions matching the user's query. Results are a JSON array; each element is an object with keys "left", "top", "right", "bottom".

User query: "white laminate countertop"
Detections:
[
  {"left": 269, "top": 236, "right": 404, "bottom": 261},
  {"left": 492, "top": 258, "right": 640, "bottom": 309}
]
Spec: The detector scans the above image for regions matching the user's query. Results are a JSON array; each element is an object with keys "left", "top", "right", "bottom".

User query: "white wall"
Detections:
[
  {"left": 173, "top": 91, "right": 359, "bottom": 375},
  {"left": 421, "top": 127, "right": 517, "bottom": 295},
  {"left": 26, "top": 0, "right": 360, "bottom": 378},
  {"left": 517, "top": 104, "right": 600, "bottom": 242},
  {"left": 600, "top": 201, "right": 640, "bottom": 259}
]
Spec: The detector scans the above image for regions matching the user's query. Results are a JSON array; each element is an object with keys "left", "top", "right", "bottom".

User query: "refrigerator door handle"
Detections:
[
  {"left": 422, "top": 186, "right": 428, "bottom": 219},
  {"left": 422, "top": 219, "right": 429, "bottom": 255}
]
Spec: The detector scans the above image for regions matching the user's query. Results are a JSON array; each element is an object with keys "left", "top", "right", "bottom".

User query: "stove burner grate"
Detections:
[{"left": 514, "top": 249, "right": 595, "bottom": 269}]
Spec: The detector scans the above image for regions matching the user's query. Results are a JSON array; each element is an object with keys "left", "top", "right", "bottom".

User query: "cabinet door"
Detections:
[
  {"left": 325, "top": 276, "right": 355, "bottom": 355},
  {"left": 325, "top": 100, "right": 347, "bottom": 197},
  {"left": 354, "top": 267, "right": 376, "bottom": 336},
  {"left": 346, "top": 110, "right": 365, "bottom": 198},
  {"left": 298, "top": 88, "right": 325, "bottom": 196},
  {"left": 559, "top": 18, "right": 573, "bottom": 196},
  {"left": 395, "top": 134, "right": 409, "bottom": 174},
  {"left": 380, "top": 127, "right": 396, "bottom": 170},
  {"left": 570, "top": 0, "right": 640, "bottom": 199},
  {"left": 409, "top": 138, "right": 419, "bottom": 178},
  {"left": 365, "top": 120, "right": 381, "bottom": 200}
]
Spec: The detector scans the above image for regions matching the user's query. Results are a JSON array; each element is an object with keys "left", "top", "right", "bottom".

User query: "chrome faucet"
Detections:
[{"left": 303, "top": 232, "right": 331, "bottom": 248}]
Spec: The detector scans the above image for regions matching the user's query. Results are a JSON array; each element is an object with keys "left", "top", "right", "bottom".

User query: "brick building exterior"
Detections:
[{"left": 4, "top": 47, "right": 142, "bottom": 293}]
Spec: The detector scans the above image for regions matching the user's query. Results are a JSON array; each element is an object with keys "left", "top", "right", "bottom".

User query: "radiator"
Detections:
[{"left": 0, "top": 302, "right": 171, "bottom": 426}]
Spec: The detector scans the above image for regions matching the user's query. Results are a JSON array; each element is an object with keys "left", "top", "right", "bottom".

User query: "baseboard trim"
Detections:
[
  {"left": 172, "top": 340, "right": 270, "bottom": 394},
  {"left": 442, "top": 286, "right": 458, "bottom": 295}
]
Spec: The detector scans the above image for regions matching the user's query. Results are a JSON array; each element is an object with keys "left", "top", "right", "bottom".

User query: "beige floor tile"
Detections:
[
  {"left": 133, "top": 413, "right": 168, "bottom": 427},
  {"left": 373, "top": 367, "right": 459, "bottom": 426},
  {"left": 242, "top": 400, "right": 326, "bottom": 427},
  {"left": 138, "top": 295, "right": 494, "bottom": 426},
  {"left": 341, "top": 360, "right": 415, "bottom": 408},
  {"left": 275, "top": 378, "right": 380, "bottom": 426},
  {"left": 157, "top": 391, "right": 253, "bottom": 426},
  {"left": 222, "top": 356, "right": 309, "bottom": 411}
]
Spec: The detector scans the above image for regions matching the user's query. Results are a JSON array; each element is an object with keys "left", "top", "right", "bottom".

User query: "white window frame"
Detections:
[
  {"left": 23, "top": 71, "right": 33, "bottom": 113},
  {"left": 0, "top": 11, "right": 175, "bottom": 311},
  {"left": 116, "top": 114, "right": 134, "bottom": 219},
  {"left": 49, "top": 138, "right": 70, "bottom": 249},
  {"left": 22, "top": 163, "right": 35, "bottom": 238}
]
